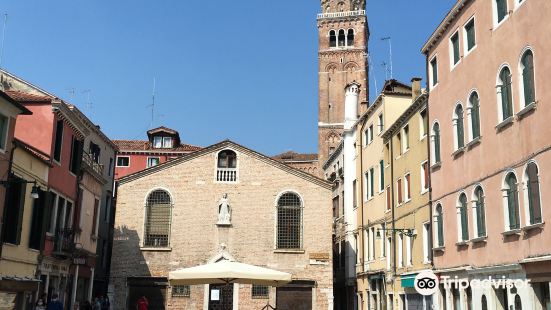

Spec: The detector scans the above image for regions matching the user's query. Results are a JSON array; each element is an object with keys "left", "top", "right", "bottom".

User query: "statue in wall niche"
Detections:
[{"left": 217, "top": 193, "right": 231, "bottom": 225}]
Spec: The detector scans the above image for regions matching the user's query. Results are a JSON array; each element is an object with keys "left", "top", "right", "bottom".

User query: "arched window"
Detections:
[
  {"left": 435, "top": 204, "right": 444, "bottom": 247},
  {"left": 504, "top": 172, "right": 521, "bottom": 230},
  {"left": 431, "top": 122, "right": 441, "bottom": 164},
  {"left": 217, "top": 150, "right": 237, "bottom": 182},
  {"left": 347, "top": 29, "right": 355, "bottom": 46},
  {"left": 458, "top": 193, "right": 469, "bottom": 241},
  {"left": 498, "top": 67, "right": 513, "bottom": 121},
  {"left": 329, "top": 30, "right": 337, "bottom": 48},
  {"left": 481, "top": 295, "right": 488, "bottom": 310},
  {"left": 514, "top": 294, "right": 522, "bottom": 310},
  {"left": 468, "top": 92, "right": 481, "bottom": 140},
  {"left": 474, "top": 186, "right": 486, "bottom": 237},
  {"left": 277, "top": 192, "right": 303, "bottom": 249},
  {"left": 453, "top": 105, "right": 465, "bottom": 150},
  {"left": 338, "top": 30, "right": 346, "bottom": 47},
  {"left": 520, "top": 50, "right": 535, "bottom": 107},
  {"left": 144, "top": 190, "right": 172, "bottom": 247},
  {"left": 525, "top": 162, "right": 542, "bottom": 225}
]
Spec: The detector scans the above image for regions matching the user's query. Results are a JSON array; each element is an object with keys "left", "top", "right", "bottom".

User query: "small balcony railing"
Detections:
[
  {"left": 216, "top": 168, "right": 237, "bottom": 182},
  {"left": 317, "top": 10, "right": 366, "bottom": 20},
  {"left": 82, "top": 151, "right": 104, "bottom": 176},
  {"left": 53, "top": 228, "right": 75, "bottom": 256}
]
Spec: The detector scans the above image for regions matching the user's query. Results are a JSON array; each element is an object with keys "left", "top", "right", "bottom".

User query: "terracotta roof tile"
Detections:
[
  {"left": 272, "top": 151, "right": 318, "bottom": 162},
  {"left": 4, "top": 90, "right": 53, "bottom": 102},
  {"left": 113, "top": 139, "right": 201, "bottom": 152}
]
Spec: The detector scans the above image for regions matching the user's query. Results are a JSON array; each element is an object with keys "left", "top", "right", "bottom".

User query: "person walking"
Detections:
[
  {"left": 136, "top": 296, "right": 148, "bottom": 310},
  {"left": 46, "top": 294, "right": 63, "bottom": 310}
]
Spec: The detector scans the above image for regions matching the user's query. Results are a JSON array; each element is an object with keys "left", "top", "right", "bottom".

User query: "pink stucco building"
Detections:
[{"left": 422, "top": 0, "right": 551, "bottom": 309}]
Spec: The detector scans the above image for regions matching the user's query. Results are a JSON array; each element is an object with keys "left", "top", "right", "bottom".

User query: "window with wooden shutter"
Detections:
[
  {"left": 496, "top": 0, "right": 508, "bottom": 23},
  {"left": 526, "top": 163, "right": 542, "bottom": 224},
  {"left": 370, "top": 168, "right": 374, "bottom": 198},
  {"left": 405, "top": 174, "right": 411, "bottom": 200},
  {"left": 379, "top": 160, "right": 384, "bottom": 191},
  {"left": 422, "top": 161, "right": 429, "bottom": 191},
  {"left": 470, "top": 93, "right": 481, "bottom": 139},
  {"left": 353, "top": 180, "right": 357, "bottom": 208},
  {"left": 475, "top": 187, "right": 486, "bottom": 237},
  {"left": 29, "top": 189, "right": 46, "bottom": 250},
  {"left": 450, "top": 32, "right": 460, "bottom": 65},
  {"left": 386, "top": 186, "right": 391, "bottom": 211},
  {"left": 3, "top": 177, "right": 26, "bottom": 245},
  {"left": 430, "top": 57, "right": 438, "bottom": 86},
  {"left": 436, "top": 205, "right": 444, "bottom": 247},
  {"left": 397, "top": 179, "right": 403, "bottom": 204},
  {"left": 459, "top": 194, "right": 469, "bottom": 241},
  {"left": 521, "top": 50, "right": 535, "bottom": 107},
  {"left": 465, "top": 18, "right": 476, "bottom": 51}
]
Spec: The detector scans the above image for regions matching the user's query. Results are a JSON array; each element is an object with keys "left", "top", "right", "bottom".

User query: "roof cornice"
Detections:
[
  {"left": 421, "top": 0, "right": 471, "bottom": 54},
  {"left": 381, "top": 93, "right": 428, "bottom": 141}
]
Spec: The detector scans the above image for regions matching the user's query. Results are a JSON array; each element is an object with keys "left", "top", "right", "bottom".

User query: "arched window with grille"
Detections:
[
  {"left": 347, "top": 29, "right": 355, "bottom": 46},
  {"left": 431, "top": 122, "right": 441, "bottom": 164},
  {"left": 525, "top": 162, "right": 542, "bottom": 225},
  {"left": 329, "top": 30, "right": 337, "bottom": 48},
  {"left": 468, "top": 92, "right": 481, "bottom": 141},
  {"left": 520, "top": 49, "right": 535, "bottom": 108},
  {"left": 338, "top": 30, "right": 346, "bottom": 47},
  {"left": 276, "top": 192, "right": 303, "bottom": 249},
  {"left": 498, "top": 66, "right": 513, "bottom": 122},
  {"left": 473, "top": 186, "right": 486, "bottom": 238},
  {"left": 144, "top": 189, "right": 172, "bottom": 248},
  {"left": 453, "top": 104, "right": 465, "bottom": 150},
  {"left": 503, "top": 172, "right": 521, "bottom": 230},
  {"left": 458, "top": 193, "right": 469, "bottom": 241},
  {"left": 435, "top": 204, "right": 444, "bottom": 247}
]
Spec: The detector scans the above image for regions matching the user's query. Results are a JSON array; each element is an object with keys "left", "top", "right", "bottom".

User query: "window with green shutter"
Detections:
[
  {"left": 499, "top": 67, "right": 513, "bottom": 120},
  {"left": 379, "top": 160, "right": 384, "bottom": 191},
  {"left": 430, "top": 57, "right": 438, "bottom": 86},
  {"left": 505, "top": 173, "right": 520, "bottom": 230},
  {"left": 470, "top": 93, "right": 481, "bottom": 139},
  {"left": 465, "top": 19, "right": 476, "bottom": 51},
  {"left": 521, "top": 50, "right": 535, "bottom": 106},
  {"left": 436, "top": 205, "right": 444, "bottom": 247},
  {"left": 451, "top": 32, "right": 460, "bottom": 65},
  {"left": 526, "top": 163, "right": 542, "bottom": 225},
  {"left": 459, "top": 194, "right": 469, "bottom": 241},
  {"left": 433, "top": 123, "right": 441, "bottom": 163},
  {"left": 496, "top": 0, "right": 508, "bottom": 23},
  {"left": 455, "top": 105, "right": 465, "bottom": 149},
  {"left": 475, "top": 187, "right": 486, "bottom": 237},
  {"left": 370, "top": 167, "right": 374, "bottom": 198}
]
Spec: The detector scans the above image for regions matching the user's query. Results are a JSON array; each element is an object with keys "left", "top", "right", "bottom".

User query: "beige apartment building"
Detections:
[
  {"left": 355, "top": 80, "right": 412, "bottom": 309},
  {"left": 382, "top": 88, "right": 431, "bottom": 309},
  {"left": 423, "top": 0, "right": 551, "bottom": 309}
]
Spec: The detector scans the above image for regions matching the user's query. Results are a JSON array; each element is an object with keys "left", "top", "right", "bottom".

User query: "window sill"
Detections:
[
  {"left": 517, "top": 101, "right": 537, "bottom": 119},
  {"left": 455, "top": 241, "right": 469, "bottom": 246},
  {"left": 464, "top": 45, "right": 478, "bottom": 58},
  {"left": 466, "top": 136, "right": 482, "bottom": 149},
  {"left": 522, "top": 222, "right": 544, "bottom": 231},
  {"left": 470, "top": 236, "right": 487, "bottom": 243},
  {"left": 404, "top": 198, "right": 412, "bottom": 204},
  {"left": 433, "top": 246, "right": 445, "bottom": 252},
  {"left": 431, "top": 162, "right": 442, "bottom": 170},
  {"left": 141, "top": 247, "right": 172, "bottom": 252},
  {"left": 501, "top": 229, "right": 521, "bottom": 236},
  {"left": 496, "top": 117, "right": 514, "bottom": 132},
  {"left": 451, "top": 147, "right": 465, "bottom": 158},
  {"left": 421, "top": 189, "right": 429, "bottom": 195},
  {"left": 274, "top": 249, "right": 305, "bottom": 254},
  {"left": 492, "top": 15, "right": 510, "bottom": 32}
]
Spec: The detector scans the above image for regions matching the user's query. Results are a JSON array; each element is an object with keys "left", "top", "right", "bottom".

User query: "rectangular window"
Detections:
[
  {"left": 0, "top": 113, "right": 8, "bottom": 150},
  {"left": 450, "top": 32, "right": 460, "bottom": 65},
  {"left": 378, "top": 114, "right": 384, "bottom": 133},
  {"left": 162, "top": 137, "right": 173, "bottom": 148},
  {"left": 92, "top": 198, "right": 99, "bottom": 236},
  {"left": 3, "top": 179, "right": 26, "bottom": 244},
  {"left": 405, "top": 174, "right": 411, "bottom": 201},
  {"left": 172, "top": 285, "right": 190, "bottom": 297},
  {"left": 386, "top": 186, "right": 391, "bottom": 211},
  {"left": 496, "top": 0, "right": 508, "bottom": 23},
  {"left": 397, "top": 234, "right": 403, "bottom": 267},
  {"left": 370, "top": 227, "right": 376, "bottom": 260},
  {"left": 465, "top": 18, "right": 476, "bottom": 51},
  {"left": 381, "top": 223, "right": 386, "bottom": 257},
  {"left": 53, "top": 120, "right": 64, "bottom": 162},
  {"left": 379, "top": 160, "right": 384, "bottom": 192},
  {"left": 397, "top": 133, "right": 402, "bottom": 155},
  {"left": 352, "top": 180, "right": 357, "bottom": 208},
  {"left": 153, "top": 136, "right": 162, "bottom": 148},
  {"left": 364, "top": 129, "right": 369, "bottom": 146},
  {"left": 420, "top": 109, "right": 428, "bottom": 138},
  {"left": 421, "top": 161, "right": 429, "bottom": 192},
  {"left": 147, "top": 157, "right": 160, "bottom": 168},
  {"left": 69, "top": 137, "right": 82, "bottom": 174},
  {"left": 369, "top": 124, "right": 374, "bottom": 143},
  {"left": 252, "top": 285, "right": 269, "bottom": 299},
  {"left": 423, "top": 222, "right": 431, "bottom": 263},
  {"left": 116, "top": 156, "right": 130, "bottom": 167},
  {"left": 403, "top": 125, "right": 410, "bottom": 151},
  {"left": 29, "top": 189, "right": 46, "bottom": 250},
  {"left": 397, "top": 179, "right": 403, "bottom": 204},
  {"left": 406, "top": 235, "right": 412, "bottom": 266},
  {"left": 108, "top": 158, "right": 113, "bottom": 176},
  {"left": 89, "top": 142, "right": 101, "bottom": 163},
  {"left": 430, "top": 57, "right": 438, "bottom": 87},
  {"left": 364, "top": 172, "right": 369, "bottom": 200},
  {"left": 369, "top": 168, "right": 374, "bottom": 198},
  {"left": 386, "top": 237, "right": 392, "bottom": 270}
]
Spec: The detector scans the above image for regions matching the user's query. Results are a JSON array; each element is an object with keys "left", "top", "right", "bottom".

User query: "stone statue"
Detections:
[{"left": 217, "top": 193, "right": 231, "bottom": 225}]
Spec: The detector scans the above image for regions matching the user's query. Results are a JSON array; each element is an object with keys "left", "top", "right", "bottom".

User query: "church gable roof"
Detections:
[{"left": 118, "top": 140, "right": 331, "bottom": 189}]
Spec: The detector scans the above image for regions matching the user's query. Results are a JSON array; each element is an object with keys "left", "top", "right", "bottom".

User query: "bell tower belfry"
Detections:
[{"left": 317, "top": 0, "right": 369, "bottom": 169}]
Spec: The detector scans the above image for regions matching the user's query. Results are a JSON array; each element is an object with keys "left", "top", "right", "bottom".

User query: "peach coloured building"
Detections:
[{"left": 422, "top": 0, "right": 551, "bottom": 309}]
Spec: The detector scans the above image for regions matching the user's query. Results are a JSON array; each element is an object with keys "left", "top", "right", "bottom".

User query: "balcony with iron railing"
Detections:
[
  {"left": 82, "top": 151, "right": 105, "bottom": 178},
  {"left": 317, "top": 10, "right": 366, "bottom": 20},
  {"left": 53, "top": 228, "right": 75, "bottom": 257},
  {"left": 216, "top": 168, "right": 237, "bottom": 182}
]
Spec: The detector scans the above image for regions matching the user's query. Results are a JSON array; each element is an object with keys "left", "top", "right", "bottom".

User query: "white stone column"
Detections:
[
  {"left": 87, "top": 268, "right": 94, "bottom": 302},
  {"left": 71, "top": 265, "right": 79, "bottom": 309}
]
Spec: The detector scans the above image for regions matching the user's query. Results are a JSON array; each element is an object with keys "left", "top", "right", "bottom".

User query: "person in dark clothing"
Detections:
[{"left": 46, "top": 293, "right": 63, "bottom": 310}]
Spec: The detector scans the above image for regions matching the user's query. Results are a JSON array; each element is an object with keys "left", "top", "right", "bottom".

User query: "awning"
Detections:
[
  {"left": 0, "top": 276, "right": 40, "bottom": 292},
  {"left": 400, "top": 274, "right": 417, "bottom": 288}
]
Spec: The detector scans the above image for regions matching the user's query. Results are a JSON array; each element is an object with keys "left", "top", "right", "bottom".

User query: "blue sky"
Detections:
[{"left": 1, "top": 1, "right": 453, "bottom": 155}]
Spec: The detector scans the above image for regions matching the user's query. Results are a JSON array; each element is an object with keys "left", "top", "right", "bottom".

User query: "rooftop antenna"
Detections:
[
  {"left": 66, "top": 87, "right": 76, "bottom": 100},
  {"left": 82, "top": 89, "right": 92, "bottom": 114},
  {"left": 146, "top": 77, "right": 156, "bottom": 129},
  {"left": 367, "top": 53, "right": 378, "bottom": 97},
  {"left": 381, "top": 36, "right": 393, "bottom": 79},
  {"left": 0, "top": 13, "right": 8, "bottom": 69},
  {"left": 381, "top": 61, "right": 389, "bottom": 81}
]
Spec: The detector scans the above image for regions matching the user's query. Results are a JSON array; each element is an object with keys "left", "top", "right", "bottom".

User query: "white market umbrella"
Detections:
[{"left": 169, "top": 260, "right": 292, "bottom": 286}]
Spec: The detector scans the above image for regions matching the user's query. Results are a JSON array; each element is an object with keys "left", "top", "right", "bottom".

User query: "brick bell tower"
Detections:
[{"left": 317, "top": 0, "right": 369, "bottom": 170}]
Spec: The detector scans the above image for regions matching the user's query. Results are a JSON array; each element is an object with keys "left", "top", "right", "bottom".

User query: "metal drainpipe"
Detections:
[
  {"left": 0, "top": 141, "right": 17, "bottom": 261},
  {"left": 390, "top": 129, "right": 397, "bottom": 278},
  {"left": 424, "top": 53, "right": 435, "bottom": 268},
  {"left": 359, "top": 119, "right": 366, "bottom": 272}
]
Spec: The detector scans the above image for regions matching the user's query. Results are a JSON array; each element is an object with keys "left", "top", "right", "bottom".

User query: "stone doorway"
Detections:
[{"left": 208, "top": 284, "right": 233, "bottom": 310}]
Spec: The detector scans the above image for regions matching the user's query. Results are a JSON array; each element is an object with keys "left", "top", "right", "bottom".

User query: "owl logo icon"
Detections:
[{"left": 414, "top": 271, "right": 439, "bottom": 296}]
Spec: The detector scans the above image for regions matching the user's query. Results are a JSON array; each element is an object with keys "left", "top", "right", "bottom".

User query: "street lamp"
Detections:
[
  {"left": 0, "top": 178, "right": 40, "bottom": 199},
  {"left": 375, "top": 227, "right": 415, "bottom": 239}
]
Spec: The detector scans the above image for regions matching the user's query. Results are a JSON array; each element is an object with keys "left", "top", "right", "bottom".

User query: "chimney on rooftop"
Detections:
[{"left": 411, "top": 77, "right": 422, "bottom": 101}]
